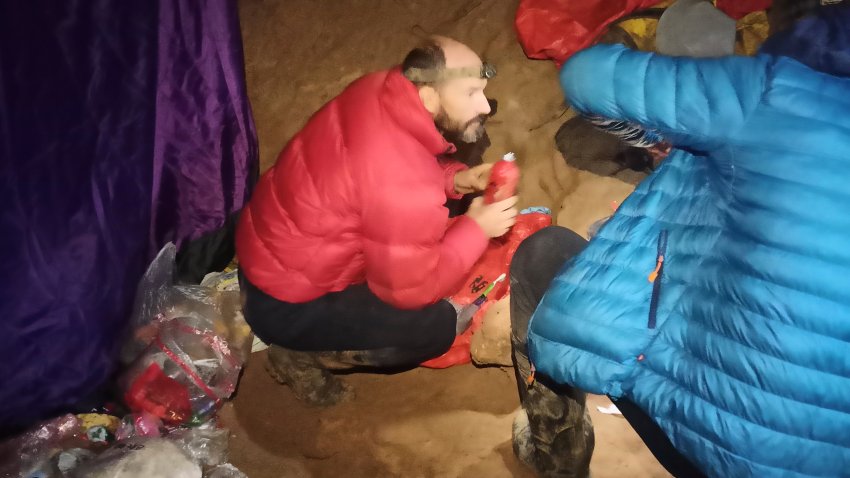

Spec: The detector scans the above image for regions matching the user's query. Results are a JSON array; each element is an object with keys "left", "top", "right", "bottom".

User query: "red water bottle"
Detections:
[{"left": 484, "top": 152, "right": 520, "bottom": 204}]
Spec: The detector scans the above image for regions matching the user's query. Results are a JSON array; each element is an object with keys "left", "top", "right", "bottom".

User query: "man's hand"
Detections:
[
  {"left": 465, "top": 196, "right": 518, "bottom": 238},
  {"left": 453, "top": 163, "right": 493, "bottom": 195}
]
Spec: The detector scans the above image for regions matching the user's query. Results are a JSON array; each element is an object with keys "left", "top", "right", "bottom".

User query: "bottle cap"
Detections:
[{"left": 502, "top": 152, "right": 516, "bottom": 162}]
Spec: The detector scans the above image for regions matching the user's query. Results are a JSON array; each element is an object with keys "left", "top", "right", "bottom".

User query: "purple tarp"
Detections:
[{"left": 0, "top": 0, "right": 257, "bottom": 432}]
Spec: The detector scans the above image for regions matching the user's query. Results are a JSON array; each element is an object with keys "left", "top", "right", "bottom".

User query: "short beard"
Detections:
[{"left": 435, "top": 110, "right": 488, "bottom": 144}]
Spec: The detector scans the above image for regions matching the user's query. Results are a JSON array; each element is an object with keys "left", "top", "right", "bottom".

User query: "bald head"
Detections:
[
  {"left": 401, "top": 36, "right": 489, "bottom": 86},
  {"left": 401, "top": 36, "right": 492, "bottom": 143},
  {"left": 432, "top": 36, "right": 482, "bottom": 71}
]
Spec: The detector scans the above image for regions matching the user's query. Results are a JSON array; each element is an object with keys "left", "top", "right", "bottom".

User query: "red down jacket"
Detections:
[{"left": 236, "top": 68, "right": 489, "bottom": 309}]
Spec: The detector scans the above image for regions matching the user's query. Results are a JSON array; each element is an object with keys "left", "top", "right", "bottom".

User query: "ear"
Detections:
[{"left": 418, "top": 85, "right": 440, "bottom": 116}]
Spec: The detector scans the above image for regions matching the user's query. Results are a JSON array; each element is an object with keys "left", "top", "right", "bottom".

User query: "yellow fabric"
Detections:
[
  {"left": 77, "top": 413, "right": 120, "bottom": 432},
  {"left": 614, "top": 3, "right": 769, "bottom": 56},
  {"left": 735, "top": 11, "right": 770, "bottom": 56},
  {"left": 619, "top": 18, "right": 660, "bottom": 51},
  {"left": 615, "top": 0, "right": 671, "bottom": 52}
]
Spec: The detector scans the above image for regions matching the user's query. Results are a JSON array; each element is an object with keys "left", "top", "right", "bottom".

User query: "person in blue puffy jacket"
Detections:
[{"left": 509, "top": 6, "right": 850, "bottom": 477}]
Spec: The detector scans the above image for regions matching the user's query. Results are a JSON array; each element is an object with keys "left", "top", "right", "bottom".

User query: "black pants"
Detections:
[
  {"left": 240, "top": 274, "right": 457, "bottom": 368},
  {"left": 510, "top": 226, "right": 706, "bottom": 478}
]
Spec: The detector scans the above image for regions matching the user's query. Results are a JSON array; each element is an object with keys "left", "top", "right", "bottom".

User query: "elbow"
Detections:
[{"left": 559, "top": 44, "right": 628, "bottom": 112}]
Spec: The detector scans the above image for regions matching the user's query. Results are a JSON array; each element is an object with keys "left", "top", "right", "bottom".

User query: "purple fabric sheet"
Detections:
[{"left": 0, "top": 0, "right": 256, "bottom": 432}]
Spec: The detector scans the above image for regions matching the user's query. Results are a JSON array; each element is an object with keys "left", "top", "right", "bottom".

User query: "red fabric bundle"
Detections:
[{"left": 421, "top": 213, "right": 552, "bottom": 368}]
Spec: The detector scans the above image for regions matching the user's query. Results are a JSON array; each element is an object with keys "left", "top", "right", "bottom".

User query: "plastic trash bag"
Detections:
[
  {"left": 168, "top": 426, "right": 230, "bottom": 468},
  {"left": 119, "top": 244, "right": 249, "bottom": 426},
  {"left": 1, "top": 415, "right": 245, "bottom": 478},
  {"left": 71, "top": 438, "right": 201, "bottom": 478},
  {"left": 122, "top": 244, "right": 251, "bottom": 366},
  {"left": 121, "top": 315, "right": 241, "bottom": 426},
  {"left": 0, "top": 414, "right": 84, "bottom": 478},
  {"left": 114, "top": 413, "right": 163, "bottom": 441},
  {"left": 205, "top": 464, "right": 247, "bottom": 478},
  {"left": 72, "top": 432, "right": 244, "bottom": 478}
]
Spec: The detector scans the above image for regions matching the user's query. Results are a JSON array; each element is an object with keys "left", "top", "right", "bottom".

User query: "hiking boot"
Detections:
[
  {"left": 265, "top": 345, "right": 354, "bottom": 407},
  {"left": 512, "top": 407, "right": 536, "bottom": 470}
]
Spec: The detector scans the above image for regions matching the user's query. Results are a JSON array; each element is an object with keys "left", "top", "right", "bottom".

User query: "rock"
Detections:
[
  {"left": 555, "top": 116, "right": 653, "bottom": 186},
  {"left": 470, "top": 296, "right": 512, "bottom": 367},
  {"left": 656, "top": 0, "right": 736, "bottom": 58},
  {"left": 556, "top": 173, "right": 635, "bottom": 239}
]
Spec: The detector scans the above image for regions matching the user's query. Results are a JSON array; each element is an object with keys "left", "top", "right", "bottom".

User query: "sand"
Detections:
[
  {"left": 228, "top": 0, "right": 667, "bottom": 476},
  {"left": 224, "top": 355, "right": 669, "bottom": 477}
]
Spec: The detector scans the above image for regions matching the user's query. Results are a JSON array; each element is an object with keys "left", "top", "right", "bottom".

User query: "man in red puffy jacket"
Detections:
[{"left": 236, "top": 36, "right": 518, "bottom": 405}]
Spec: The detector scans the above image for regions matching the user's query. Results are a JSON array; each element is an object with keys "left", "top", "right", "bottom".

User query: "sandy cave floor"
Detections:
[{"left": 225, "top": 0, "right": 666, "bottom": 476}]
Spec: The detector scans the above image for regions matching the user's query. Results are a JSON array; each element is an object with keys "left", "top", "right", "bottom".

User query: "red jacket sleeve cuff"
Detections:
[{"left": 440, "top": 160, "right": 468, "bottom": 200}]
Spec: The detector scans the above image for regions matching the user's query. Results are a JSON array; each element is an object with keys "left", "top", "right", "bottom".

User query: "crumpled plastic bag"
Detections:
[
  {"left": 71, "top": 438, "right": 201, "bottom": 478},
  {"left": 119, "top": 244, "right": 249, "bottom": 426},
  {"left": 122, "top": 244, "right": 251, "bottom": 366},
  {"left": 168, "top": 426, "right": 230, "bottom": 468},
  {"left": 71, "top": 432, "right": 244, "bottom": 478},
  {"left": 121, "top": 314, "right": 241, "bottom": 426},
  {"left": 1, "top": 416, "right": 246, "bottom": 478},
  {"left": 205, "top": 464, "right": 247, "bottom": 478},
  {"left": 115, "top": 413, "right": 163, "bottom": 441},
  {"left": 0, "top": 414, "right": 84, "bottom": 478}
]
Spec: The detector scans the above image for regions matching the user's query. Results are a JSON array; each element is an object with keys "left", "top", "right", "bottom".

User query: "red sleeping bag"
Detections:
[
  {"left": 714, "top": 0, "right": 772, "bottom": 19},
  {"left": 514, "top": 0, "right": 773, "bottom": 66},
  {"left": 515, "top": 0, "right": 660, "bottom": 66}
]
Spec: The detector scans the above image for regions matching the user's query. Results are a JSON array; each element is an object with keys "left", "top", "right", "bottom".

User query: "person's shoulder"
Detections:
[
  {"left": 340, "top": 69, "right": 394, "bottom": 96},
  {"left": 330, "top": 69, "right": 395, "bottom": 119}
]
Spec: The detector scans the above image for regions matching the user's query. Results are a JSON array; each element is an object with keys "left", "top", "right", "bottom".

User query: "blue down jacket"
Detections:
[{"left": 529, "top": 44, "right": 850, "bottom": 477}]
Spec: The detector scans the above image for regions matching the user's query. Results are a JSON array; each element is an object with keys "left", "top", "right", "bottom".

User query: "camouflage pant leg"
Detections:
[
  {"left": 315, "top": 347, "right": 417, "bottom": 370},
  {"left": 511, "top": 333, "right": 594, "bottom": 478},
  {"left": 509, "top": 226, "right": 594, "bottom": 477}
]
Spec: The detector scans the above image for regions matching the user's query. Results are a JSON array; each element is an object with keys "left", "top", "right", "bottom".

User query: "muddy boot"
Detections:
[
  {"left": 512, "top": 348, "right": 594, "bottom": 478},
  {"left": 512, "top": 408, "right": 535, "bottom": 470},
  {"left": 265, "top": 345, "right": 354, "bottom": 407},
  {"left": 509, "top": 227, "right": 594, "bottom": 477}
]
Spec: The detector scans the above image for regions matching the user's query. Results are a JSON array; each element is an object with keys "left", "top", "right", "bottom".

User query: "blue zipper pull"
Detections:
[
  {"left": 648, "top": 230, "right": 668, "bottom": 283},
  {"left": 647, "top": 230, "right": 668, "bottom": 329},
  {"left": 526, "top": 362, "right": 536, "bottom": 387}
]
